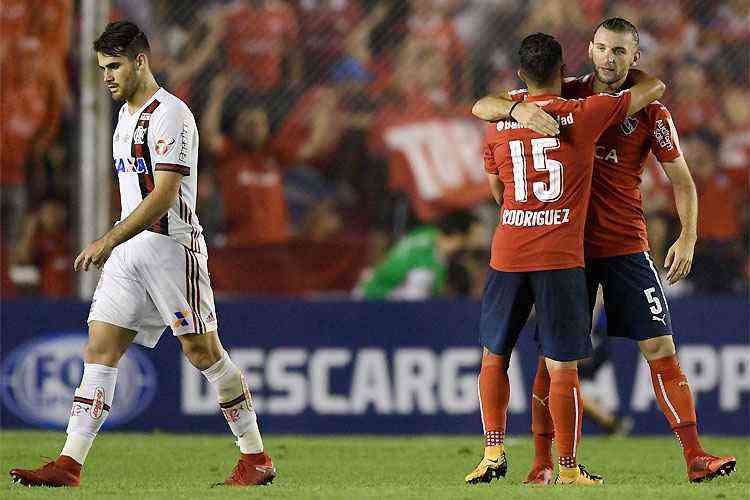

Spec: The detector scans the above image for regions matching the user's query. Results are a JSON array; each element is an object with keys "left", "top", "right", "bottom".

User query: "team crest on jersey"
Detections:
[
  {"left": 155, "top": 137, "right": 176, "bottom": 156},
  {"left": 133, "top": 126, "right": 146, "bottom": 145},
  {"left": 620, "top": 116, "right": 638, "bottom": 135}
]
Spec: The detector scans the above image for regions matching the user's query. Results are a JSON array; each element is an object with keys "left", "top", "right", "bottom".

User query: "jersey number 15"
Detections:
[{"left": 509, "top": 138, "right": 563, "bottom": 203}]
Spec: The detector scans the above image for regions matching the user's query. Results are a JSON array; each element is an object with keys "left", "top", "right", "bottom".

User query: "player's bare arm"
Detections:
[
  {"left": 486, "top": 173, "right": 503, "bottom": 206},
  {"left": 660, "top": 155, "right": 698, "bottom": 285},
  {"left": 622, "top": 68, "right": 664, "bottom": 116},
  {"left": 74, "top": 171, "right": 182, "bottom": 272},
  {"left": 472, "top": 91, "right": 560, "bottom": 136}
]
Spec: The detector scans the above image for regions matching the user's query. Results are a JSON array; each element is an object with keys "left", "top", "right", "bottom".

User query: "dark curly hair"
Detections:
[
  {"left": 93, "top": 21, "right": 150, "bottom": 59},
  {"left": 518, "top": 33, "right": 563, "bottom": 86}
]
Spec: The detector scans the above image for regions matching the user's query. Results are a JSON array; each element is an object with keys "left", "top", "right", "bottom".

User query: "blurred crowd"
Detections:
[{"left": 1, "top": 0, "right": 748, "bottom": 298}]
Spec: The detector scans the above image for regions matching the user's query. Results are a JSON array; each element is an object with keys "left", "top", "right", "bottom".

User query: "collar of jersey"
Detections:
[{"left": 125, "top": 87, "right": 163, "bottom": 117}]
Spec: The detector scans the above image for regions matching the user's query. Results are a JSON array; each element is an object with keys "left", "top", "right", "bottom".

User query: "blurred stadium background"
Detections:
[{"left": 1, "top": 0, "right": 748, "bottom": 438}]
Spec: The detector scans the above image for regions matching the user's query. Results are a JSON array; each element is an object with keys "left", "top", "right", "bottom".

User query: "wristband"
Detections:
[{"left": 509, "top": 101, "right": 521, "bottom": 120}]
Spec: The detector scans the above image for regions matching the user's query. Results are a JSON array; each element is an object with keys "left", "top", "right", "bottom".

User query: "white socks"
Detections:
[
  {"left": 61, "top": 363, "right": 118, "bottom": 465},
  {"left": 201, "top": 351, "right": 264, "bottom": 454}
]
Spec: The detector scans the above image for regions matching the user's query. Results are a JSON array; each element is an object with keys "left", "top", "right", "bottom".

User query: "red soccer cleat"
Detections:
[
  {"left": 223, "top": 451, "right": 276, "bottom": 486},
  {"left": 10, "top": 456, "right": 81, "bottom": 488},
  {"left": 523, "top": 465, "right": 554, "bottom": 485},
  {"left": 688, "top": 454, "right": 736, "bottom": 483}
]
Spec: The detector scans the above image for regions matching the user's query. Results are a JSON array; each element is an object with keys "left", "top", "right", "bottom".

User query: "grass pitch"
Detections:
[{"left": 1, "top": 431, "right": 747, "bottom": 499}]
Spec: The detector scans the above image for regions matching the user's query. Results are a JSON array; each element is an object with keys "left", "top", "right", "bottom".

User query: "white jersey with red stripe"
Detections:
[{"left": 112, "top": 87, "right": 206, "bottom": 254}]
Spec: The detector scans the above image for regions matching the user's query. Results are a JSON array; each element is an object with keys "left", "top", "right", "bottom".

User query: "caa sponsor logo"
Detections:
[
  {"left": 1, "top": 332, "right": 157, "bottom": 428},
  {"left": 114, "top": 157, "right": 148, "bottom": 174}
]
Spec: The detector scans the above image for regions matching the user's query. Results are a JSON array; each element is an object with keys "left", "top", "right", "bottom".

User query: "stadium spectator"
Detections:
[
  {"left": 718, "top": 85, "right": 750, "bottom": 184},
  {"left": 5, "top": 0, "right": 749, "bottom": 298},
  {"left": 1, "top": 37, "right": 63, "bottom": 249},
  {"left": 668, "top": 63, "right": 722, "bottom": 136},
  {"left": 223, "top": 0, "right": 302, "bottom": 96},
  {"left": 203, "top": 73, "right": 290, "bottom": 245},
  {"left": 404, "top": 0, "right": 468, "bottom": 100},
  {"left": 686, "top": 134, "right": 748, "bottom": 292},
  {"left": 369, "top": 41, "right": 488, "bottom": 221},
  {"left": 294, "top": 0, "right": 363, "bottom": 83},
  {"left": 149, "top": 8, "right": 226, "bottom": 109},
  {"left": 11, "top": 198, "right": 72, "bottom": 297},
  {"left": 520, "top": 0, "right": 590, "bottom": 73},
  {"left": 275, "top": 85, "right": 347, "bottom": 171},
  {"left": 355, "top": 210, "right": 477, "bottom": 300}
]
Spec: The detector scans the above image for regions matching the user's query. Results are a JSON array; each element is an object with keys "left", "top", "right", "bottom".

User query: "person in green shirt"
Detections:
[{"left": 359, "top": 211, "right": 477, "bottom": 300}]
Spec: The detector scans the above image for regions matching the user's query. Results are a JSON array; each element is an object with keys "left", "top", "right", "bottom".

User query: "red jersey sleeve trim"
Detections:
[{"left": 155, "top": 163, "right": 190, "bottom": 176}]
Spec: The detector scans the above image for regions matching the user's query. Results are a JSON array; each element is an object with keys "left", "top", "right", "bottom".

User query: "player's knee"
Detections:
[
  {"left": 180, "top": 333, "right": 223, "bottom": 370},
  {"left": 639, "top": 335, "right": 676, "bottom": 360},
  {"left": 83, "top": 338, "right": 126, "bottom": 367}
]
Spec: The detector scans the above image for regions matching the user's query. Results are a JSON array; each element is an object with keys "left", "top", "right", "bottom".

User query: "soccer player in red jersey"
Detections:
[
  {"left": 465, "top": 32, "right": 665, "bottom": 486},
  {"left": 472, "top": 18, "right": 736, "bottom": 484}
]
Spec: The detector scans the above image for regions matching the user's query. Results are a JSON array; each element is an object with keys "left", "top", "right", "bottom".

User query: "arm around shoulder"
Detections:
[{"left": 625, "top": 69, "right": 665, "bottom": 116}]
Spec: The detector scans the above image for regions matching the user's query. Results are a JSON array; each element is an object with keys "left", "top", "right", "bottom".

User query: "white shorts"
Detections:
[{"left": 88, "top": 232, "right": 218, "bottom": 348}]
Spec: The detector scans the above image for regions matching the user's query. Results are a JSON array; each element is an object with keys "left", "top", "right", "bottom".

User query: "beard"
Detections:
[
  {"left": 594, "top": 66, "right": 626, "bottom": 85},
  {"left": 110, "top": 77, "right": 137, "bottom": 102}
]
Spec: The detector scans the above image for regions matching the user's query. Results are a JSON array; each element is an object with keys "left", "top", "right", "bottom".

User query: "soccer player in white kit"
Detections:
[{"left": 10, "top": 21, "right": 276, "bottom": 488}]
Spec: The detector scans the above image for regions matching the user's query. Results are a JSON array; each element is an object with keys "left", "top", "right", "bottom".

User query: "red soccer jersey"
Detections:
[
  {"left": 224, "top": 1, "right": 298, "bottom": 92},
  {"left": 214, "top": 139, "right": 289, "bottom": 246},
  {"left": 511, "top": 74, "right": 683, "bottom": 258},
  {"left": 485, "top": 91, "right": 631, "bottom": 272}
]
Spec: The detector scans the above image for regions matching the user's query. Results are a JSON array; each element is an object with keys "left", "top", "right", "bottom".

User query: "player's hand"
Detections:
[
  {"left": 74, "top": 236, "right": 115, "bottom": 272},
  {"left": 664, "top": 234, "right": 696, "bottom": 285},
  {"left": 512, "top": 102, "right": 560, "bottom": 136}
]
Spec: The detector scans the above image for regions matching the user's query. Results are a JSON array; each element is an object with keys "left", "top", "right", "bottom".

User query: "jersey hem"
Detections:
[
  {"left": 155, "top": 163, "right": 190, "bottom": 176},
  {"left": 489, "top": 262, "right": 584, "bottom": 273},
  {"left": 584, "top": 244, "right": 650, "bottom": 259}
]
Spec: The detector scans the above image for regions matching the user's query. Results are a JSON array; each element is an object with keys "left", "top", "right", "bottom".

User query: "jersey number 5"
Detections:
[{"left": 509, "top": 138, "right": 563, "bottom": 203}]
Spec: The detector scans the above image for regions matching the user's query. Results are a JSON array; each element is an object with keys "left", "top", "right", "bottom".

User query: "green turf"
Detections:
[{"left": 1, "top": 431, "right": 747, "bottom": 499}]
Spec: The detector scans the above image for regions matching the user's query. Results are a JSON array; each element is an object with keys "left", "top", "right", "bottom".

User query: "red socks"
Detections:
[
  {"left": 648, "top": 355, "right": 705, "bottom": 461},
  {"left": 531, "top": 357, "right": 554, "bottom": 468},
  {"left": 478, "top": 352, "right": 509, "bottom": 447},
  {"left": 548, "top": 368, "right": 583, "bottom": 468}
]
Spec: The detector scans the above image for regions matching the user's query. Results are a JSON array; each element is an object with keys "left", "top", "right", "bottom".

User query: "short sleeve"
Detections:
[
  {"left": 483, "top": 125, "right": 500, "bottom": 174},
  {"left": 150, "top": 106, "right": 194, "bottom": 176},
  {"left": 579, "top": 90, "right": 632, "bottom": 140},
  {"left": 649, "top": 104, "right": 683, "bottom": 162}
]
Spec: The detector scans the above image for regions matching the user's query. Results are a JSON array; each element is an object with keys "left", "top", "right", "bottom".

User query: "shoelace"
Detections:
[{"left": 578, "top": 464, "right": 602, "bottom": 480}]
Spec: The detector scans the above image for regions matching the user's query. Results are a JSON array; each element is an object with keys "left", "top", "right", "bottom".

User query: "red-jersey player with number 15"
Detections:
[
  {"left": 465, "top": 32, "right": 665, "bottom": 487},
  {"left": 473, "top": 17, "right": 736, "bottom": 485}
]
